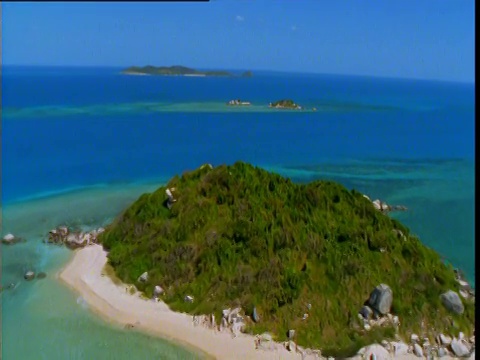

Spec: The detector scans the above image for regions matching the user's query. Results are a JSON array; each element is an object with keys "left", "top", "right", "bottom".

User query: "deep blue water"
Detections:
[{"left": 2, "top": 66, "right": 475, "bottom": 204}]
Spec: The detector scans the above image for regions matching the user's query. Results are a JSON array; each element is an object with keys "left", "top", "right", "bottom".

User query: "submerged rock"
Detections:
[
  {"left": 36, "top": 272, "right": 47, "bottom": 279},
  {"left": 2, "top": 233, "right": 21, "bottom": 245},
  {"left": 24, "top": 271, "right": 35, "bottom": 281}
]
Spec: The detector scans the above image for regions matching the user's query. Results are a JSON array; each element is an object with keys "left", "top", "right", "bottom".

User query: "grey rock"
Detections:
[
  {"left": 380, "top": 340, "right": 390, "bottom": 352},
  {"left": 184, "top": 295, "right": 194, "bottom": 303},
  {"left": 287, "top": 340, "right": 296, "bottom": 352},
  {"left": 438, "top": 334, "right": 452, "bottom": 346},
  {"left": 137, "top": 272, "right": 148, "bottom": 283},
  {"left": 450, "top": 339, "right": 470, "bottom": 357},
  {"left": 288, "top": 329, "right": 295, "bottom": 339},
  {"left": 411, "top": 333, "right": 419, "bottom": 343},
  {"left": 260, "top": 332, "right": 272, "bottom": 342},
  {"left": 441, "top": 290, "right": 464, "bottom": 314},
  {"left": 359, "top": 305, "right": 373, "bottom": 319},
  {"left": 358, "top": 344, "right": 391, "bottom": 360},
  {"left": 413, "top": 343, "right": 423, "bottom": 357},
  {"left": 393, "top": 342, "right": 409, "bottom": 356},
  {"left": 252, "top": 306, "right": 259, "bottom": 322},
  {"left": 153, "top": 285, "right": 164, "bottom": 296},
  {"left": 437, "top": 347, "right": 448, "bottom": 357},
  {"left": 368, "top": 284, "right": 393, "bottom": 315},
  {"left": 227, "top": 307, "right": 241, "bottom": 323}
]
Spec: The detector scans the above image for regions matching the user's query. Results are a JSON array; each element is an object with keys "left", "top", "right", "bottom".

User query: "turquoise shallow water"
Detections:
[
  {"left": 2, "top": 67, "right": 474, "bottom": 359},
  {"left": 1, "top": 184, "right": 203, "bottom": 360}
]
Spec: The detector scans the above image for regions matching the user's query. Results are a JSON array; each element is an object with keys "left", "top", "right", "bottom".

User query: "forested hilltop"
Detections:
[{"left": 99, "top": 162, "right": 474, "bottom": 356}]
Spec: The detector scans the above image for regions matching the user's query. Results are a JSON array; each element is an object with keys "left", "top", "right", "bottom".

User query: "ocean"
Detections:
[{"left": 1, "top": 66, "right": 475, "bottom": 359}]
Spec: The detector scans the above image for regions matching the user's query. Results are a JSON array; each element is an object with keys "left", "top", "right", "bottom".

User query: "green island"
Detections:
[
  {"left": 121, "top": 65, "right": 253, "bottom": 78},
  {"left": 269, "top": 99, "right": 302, "bottom": 110},
  {"left": 99, "top": 162, "right": 474, "bottom": 357}
]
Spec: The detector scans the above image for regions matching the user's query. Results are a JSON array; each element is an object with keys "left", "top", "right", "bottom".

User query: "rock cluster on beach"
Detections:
[
  {"left": 47, "top": 226, "right": 105, "bottom": 249},
  {"left": 354, "top": 329, "right": 475, "bottom": 359}
]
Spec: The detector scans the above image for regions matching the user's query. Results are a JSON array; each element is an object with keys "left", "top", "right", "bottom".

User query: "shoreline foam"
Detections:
[{"left": 58, "top": 244, "right": 304, "bottom": 360}]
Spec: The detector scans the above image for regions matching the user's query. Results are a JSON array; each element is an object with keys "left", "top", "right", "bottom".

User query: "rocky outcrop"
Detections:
[
  {"left": 370, "top": 198, "right": 407, "bottom": 213},
  {"left": 441, "top": 290, "right": 465, "bottom": 314},
  {"left": 47, "top": 226, "right": 104, "bottom": 249}
]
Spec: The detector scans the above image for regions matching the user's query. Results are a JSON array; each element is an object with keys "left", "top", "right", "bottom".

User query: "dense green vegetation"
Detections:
[
  {"left": 122, "top": 65, "right": 234, "bottom": 77},
  {"left": 100, "top": 162, "right": 474, "bottom": 356},
  {"left": 269, "top": 99, "right": 301, "bottom": 109}
]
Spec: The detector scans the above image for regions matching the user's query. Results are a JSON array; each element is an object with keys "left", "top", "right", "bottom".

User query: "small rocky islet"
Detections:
[{"left": 3, "top": 163, "right": 474, "bottom": 358}]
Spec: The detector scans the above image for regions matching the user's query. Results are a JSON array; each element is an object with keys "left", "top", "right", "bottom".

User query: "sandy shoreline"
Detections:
[
  {"left": 58, "top": 244, "right": 463, "bottom": 360},
  {"left": 58, "top": 244, "right": 305, "bottom": 360}
]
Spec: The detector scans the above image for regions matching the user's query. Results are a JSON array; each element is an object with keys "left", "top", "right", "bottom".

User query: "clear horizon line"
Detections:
[{"left": 1, "top": 64, "right": 474, "bottom": 85}]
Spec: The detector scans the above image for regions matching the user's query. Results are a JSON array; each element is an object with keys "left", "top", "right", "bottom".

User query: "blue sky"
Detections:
[{"left": 2, "top": 1, "right": 475, "bottom": 82}]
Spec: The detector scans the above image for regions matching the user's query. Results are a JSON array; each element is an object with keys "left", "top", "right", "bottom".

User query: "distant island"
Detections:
[
  {"left": 269, "top": 99, "right": 302, "bottom": 110},
  {"left": 121, "top": 65, "right": 253, "bottom": 78}
]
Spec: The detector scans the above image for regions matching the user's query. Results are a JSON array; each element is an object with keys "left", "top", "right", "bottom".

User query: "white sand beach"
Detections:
[
  {"left": 58, "top": 244, "right": 464, "bottom": 360},
  {"left": 58, "top": 244, "right": 305, "bottom": 360}
]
